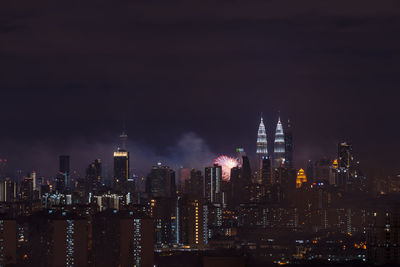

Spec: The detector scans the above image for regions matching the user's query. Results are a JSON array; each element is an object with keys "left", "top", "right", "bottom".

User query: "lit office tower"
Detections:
[
  {"left": 273, "top": 117, "right": 285, "bottom": 167},
  {"left": 31, "top": 171, "right": 37, "bottom": 191},
  {"left": 256, "top": 115, "right": 268, "bottom": 156},
  {"left": 256, "top": 115, "right": 268, "bottom": 179},
  {"left": 337, "top": 142, "right": 354, "bottom": 186},
  {"left": 59, "top": 155, "right": 70, "bottom": 189},
  {"left": 146, "top": 163, "right": 176, "bottom": 198},
  {"left": 85, "top": 159, "right": 102, "bottom": 195},
  {"left": 284, "top": 119, "right": 293, "bottom": 168},
  {"left": 204, "top": 165, "right": 222, "bottom": 204},
  {"left": 113, "top": 131, "right": 129, "bottom": 189}
]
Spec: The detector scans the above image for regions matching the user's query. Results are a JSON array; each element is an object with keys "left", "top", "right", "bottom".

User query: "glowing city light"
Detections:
[{"left": 214, "top": 155, "right": 239, "bottom": 181}]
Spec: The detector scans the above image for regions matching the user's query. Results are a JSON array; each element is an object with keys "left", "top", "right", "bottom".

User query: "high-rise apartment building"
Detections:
[
  {"left": 93, "top": 210, "right": 154, "bottom": 267},
  {"left": 204, "top": 165, "right": 222, "bottom": 204}
]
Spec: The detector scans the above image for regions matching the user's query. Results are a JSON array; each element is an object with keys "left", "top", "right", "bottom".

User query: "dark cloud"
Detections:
[{"left": 0, "top": 0, "right": 399, "bottom": 177}]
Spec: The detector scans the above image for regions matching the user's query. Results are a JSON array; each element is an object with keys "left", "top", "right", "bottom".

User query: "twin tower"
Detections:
[{"left": 256, "top": 114, "right": 293, "bottom": 169}]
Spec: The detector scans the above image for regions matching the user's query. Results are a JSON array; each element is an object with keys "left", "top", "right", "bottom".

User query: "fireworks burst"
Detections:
[{"left": 214, "top": 155, "right": 239, "bottom": 181}]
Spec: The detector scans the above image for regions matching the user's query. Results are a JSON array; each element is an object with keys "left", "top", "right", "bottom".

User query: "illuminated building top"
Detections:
[
  {"left": 113, "top": 151, "right": 129, "bottom": 157},
  {"left": 256, "top": 115, "right": 268, "bottom": 156},
  {"left": 274, "top": 117, "right": 285, "bottom": 154},
  {"left": 296, "top": 168, "right": 307, "bottom": 188},
  {"left": 332, "top": 159, "right": 339, "bottom": 169}
]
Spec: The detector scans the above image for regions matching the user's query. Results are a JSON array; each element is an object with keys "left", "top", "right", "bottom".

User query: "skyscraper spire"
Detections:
[
  {"left": 120, "top": 126, "right": 128, "bottom": 151},
  {"left": 274, "top": 115, "right": 285, "bottom": 167},
  {"left": 256, "top": 113, "right": 269, "bottom": 183},
  {"left": 256, "top": 114, "right": 268, "bottom": 156},
  {"left": 114, "top": 126, "right": 130, "bottom": 190}
]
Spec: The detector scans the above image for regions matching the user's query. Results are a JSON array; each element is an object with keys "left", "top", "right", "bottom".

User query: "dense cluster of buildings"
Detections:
[{"left": 0, "top": 116, "right": 398, "bottom": 266}]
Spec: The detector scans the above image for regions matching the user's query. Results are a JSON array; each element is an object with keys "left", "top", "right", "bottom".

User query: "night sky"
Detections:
[{"left": 1, "top": 0, "right": 399, "bottom": 178}]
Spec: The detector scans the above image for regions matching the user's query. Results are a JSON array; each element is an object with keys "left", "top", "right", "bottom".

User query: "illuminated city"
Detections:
[{"left": 1, "top": 1, "right": 399, "bottom": 266}]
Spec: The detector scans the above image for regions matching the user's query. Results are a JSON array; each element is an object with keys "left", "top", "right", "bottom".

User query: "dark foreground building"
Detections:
[
  {"left": 93, "top": 209, "right": 154, "bottom": 267},
  {"left": 366, "top": 194, "right": 400, "bottom": 265}
]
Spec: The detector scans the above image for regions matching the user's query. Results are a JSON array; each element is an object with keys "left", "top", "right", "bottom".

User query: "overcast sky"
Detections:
[{"left": 0, "top": 0, "right": 399, "bottom": 177}]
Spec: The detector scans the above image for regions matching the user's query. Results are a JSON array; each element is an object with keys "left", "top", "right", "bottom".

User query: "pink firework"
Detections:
[{"left": 214, "top": 155, "right": 239, "bottom": 181}]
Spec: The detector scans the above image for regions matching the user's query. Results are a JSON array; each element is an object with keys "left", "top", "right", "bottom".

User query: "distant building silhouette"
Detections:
[{"left": 284, "top": 119, "right": 293, "bottom": 168}]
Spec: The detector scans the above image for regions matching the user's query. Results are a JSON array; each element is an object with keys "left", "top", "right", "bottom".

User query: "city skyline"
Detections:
[
  {"left": 1, "top": 1, "right": 400, "bottom": 266},
  {"left": 0, "top": 113, "right": 368, "bottom": 180}
]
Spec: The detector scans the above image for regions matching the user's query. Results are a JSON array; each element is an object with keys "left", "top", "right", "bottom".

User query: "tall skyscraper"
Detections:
[
  {"left": 185, "top": 169, "right": 203, "bottom": 197},
  {"left": 338, "top": 142, "right": 354, "bottom": 170},
  {"left": 120, "top": 130, "right": 128, "bottom": 150},
  {"left": 204, "top": 165, "right": 222, "bottom": 204},
  {"left": 85, "top": 159, "right": 102, "bottom": 195},
  {"left": 59, "top": 155, "right": 70, "bottom": 189},
  {"left": 230, "top": 155, "right": 253, "bottom": 205},
  {"left": 337, "top": 142, "right": 354, "bottom": 186},
  {"left": 284, "top": 119, "right": 293, "bottom": 168},
  {"left": 306, "top": 160, "right": 314, "bottom": 183},
  {"left": 186, "top": 198, "right": 206, "bottom": 249},
  {"left": 314, "top": 157, "right": 331, "bottom": 182},
  {"left": 0, "top": 159, "right": 7, "bottom": 179},
  {"left": 146, "top": 163, "right": 176, "bottom": 198},
  {"left": 273, "top": 117, "right": 285, "bottom": 167},
  {"left": 113, "top": 131, "right": 129, "bottom": 189},
  {"left": 0, "top": 178, "right": 17, "bottom": 202},
  {"left": 31, "top": 171, "right": 37, "bottom": 191},
  {"left": 241, "top": 155, "right": 252, "bottom": 184},
  {"left": 21, "top": 175, "right": 33, "bottom": 201},
  {"left": 261, "top": 157, "right": 272, "bottom": 186},
  {"left": 59, "top": 155, "right": 70, "bottom": 174},
  {"left": 179, "top": 168, "right": 191, "bottom": 193},
  {"left": 256, "top": 115, "right": 268, "bottom": 156},
  {"left": 256, "top": 115, "right": 268, "bottom": 181},
  {"left": 113, "top": 150, "right": 129, "bottom": 187}
]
